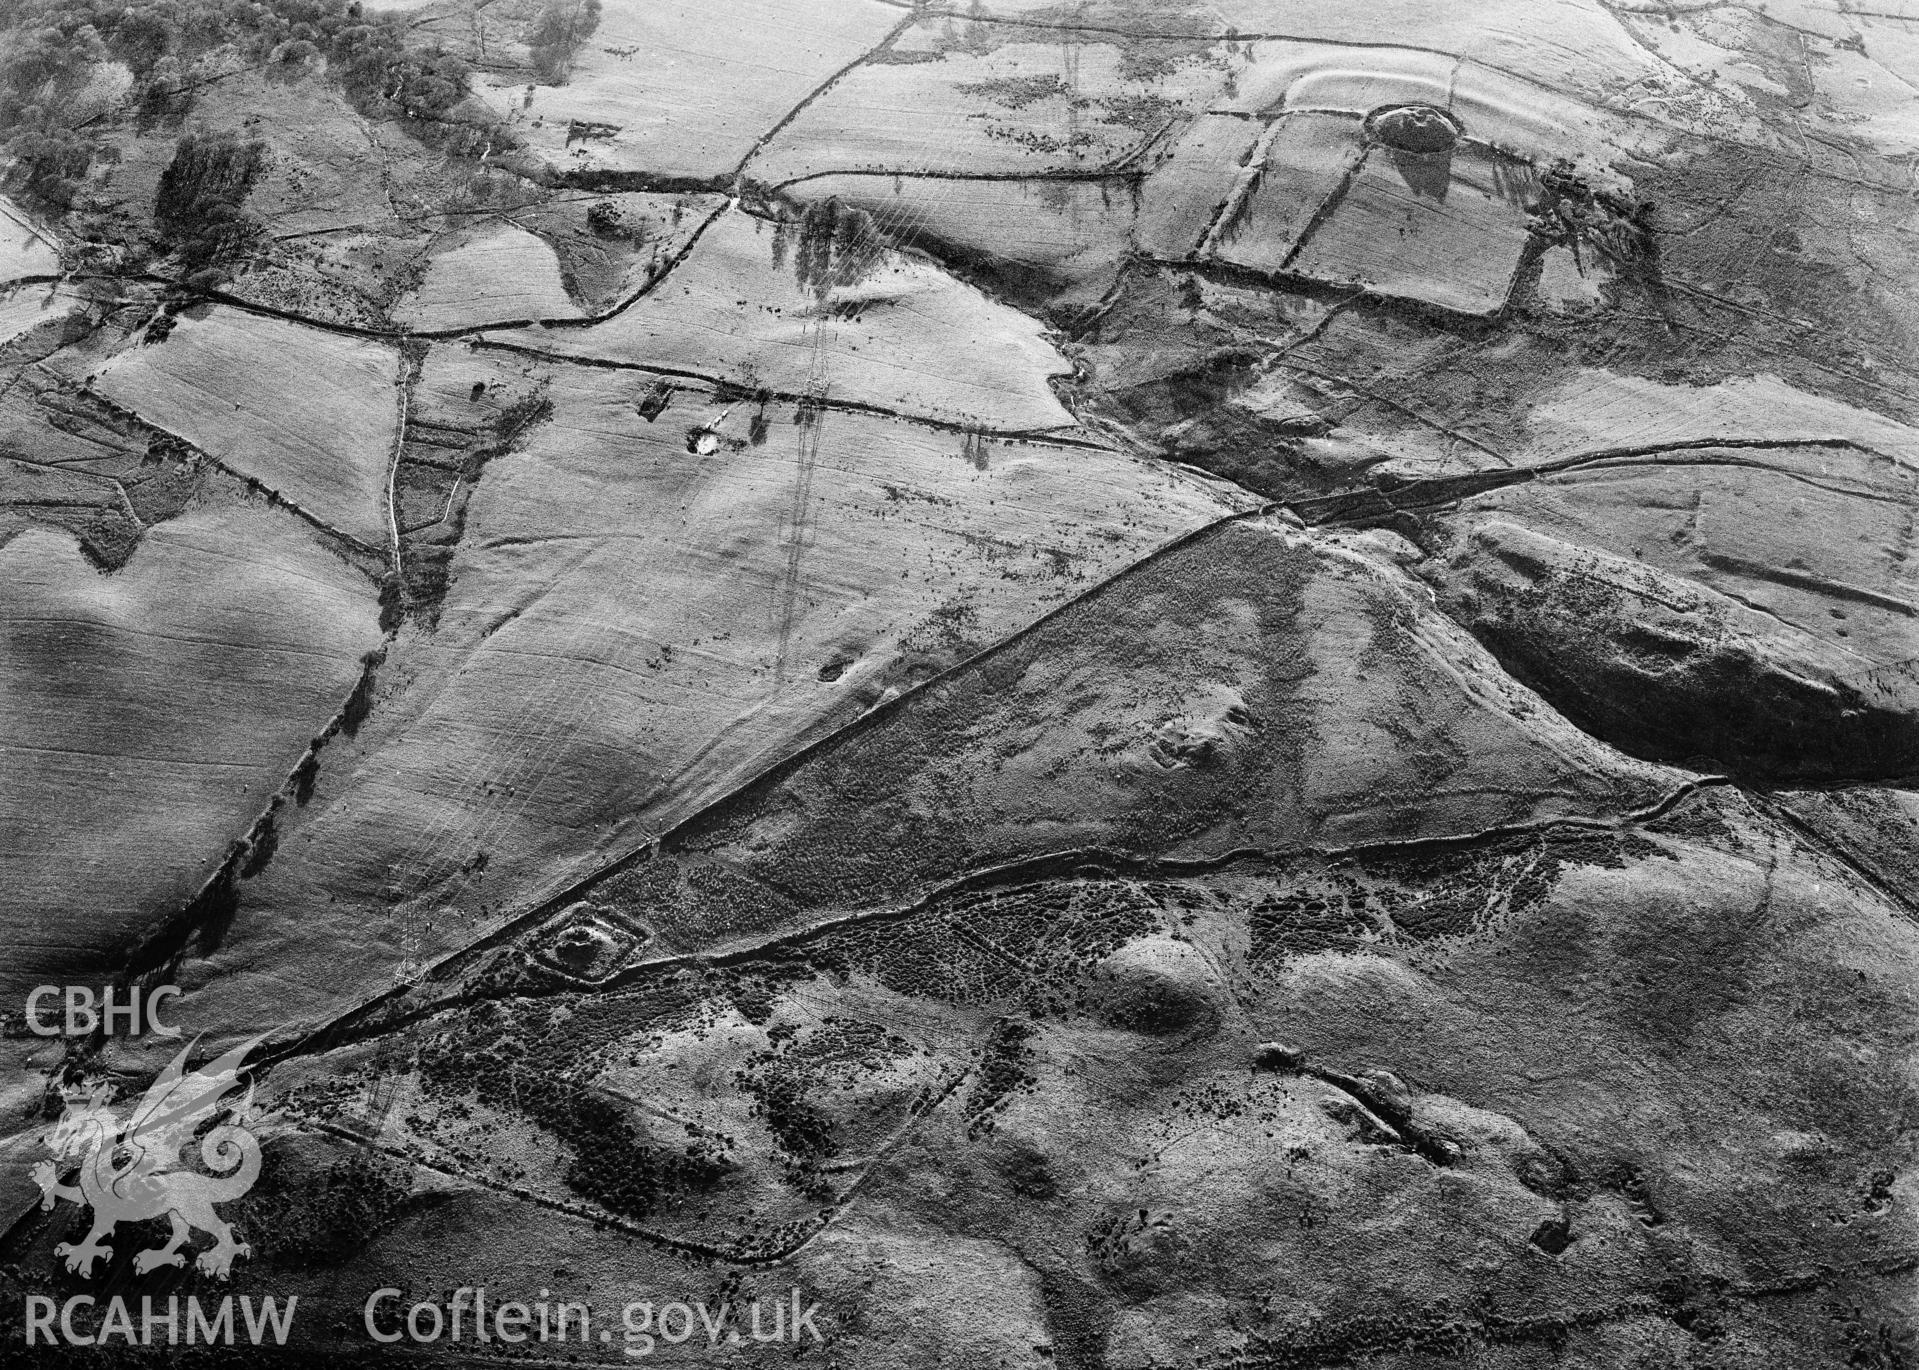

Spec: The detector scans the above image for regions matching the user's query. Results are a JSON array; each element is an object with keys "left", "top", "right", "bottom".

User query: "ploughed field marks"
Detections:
[{"left": 3, "top": 0, "right": 1919, "bottom": 1365}]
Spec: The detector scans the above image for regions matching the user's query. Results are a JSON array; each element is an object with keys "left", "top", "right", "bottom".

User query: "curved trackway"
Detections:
[
  {"left": 212, "top": 777, "right": 1733, "bottom": 1269},
  {"left": 18, "top": 0, "right": 1917, "bottom": 1218}
]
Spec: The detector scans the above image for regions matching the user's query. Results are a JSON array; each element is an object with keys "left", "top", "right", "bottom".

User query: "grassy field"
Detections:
[
  {"left": 4, "top": 1, "right": 1919, "bottom": 1360},
  {"left": 469, "top": 0, "right": 903, "bottom": 180},
  {"left": 0, "top": 197, "right": 59, "bottom": 284},
  {"left": 89, "top": 307, "right": 400, "bottom": 547},
  {"left": 166, "top": 358, "right": 1245, "bottom": 1038},
  {"left": 0, "top": 505, "right": 379, "bottom": 992},
  {"left": 394, "top": 222, "right": 583, "bottom": 330},
  {"left": 486, "top": 208, "right": 1082, "bottom": 430}
]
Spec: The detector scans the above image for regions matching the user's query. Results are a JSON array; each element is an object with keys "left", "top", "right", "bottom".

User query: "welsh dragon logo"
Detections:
[{"left": 31, "top": 1035, "right": 266, "bottom": 1279}]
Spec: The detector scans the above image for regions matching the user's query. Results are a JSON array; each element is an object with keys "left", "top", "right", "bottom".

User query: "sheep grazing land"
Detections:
[{"left": 2, "top": 2, "right": 1918, "bottom": 1367}]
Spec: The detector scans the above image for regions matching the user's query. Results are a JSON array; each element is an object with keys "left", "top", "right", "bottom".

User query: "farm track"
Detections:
[
  {"left": 467, "top": 333, "right": 1112, "bottom": 448},
  {"left": 251, "top": 512, "right": 1740, "bottom": 1080},
  {"left": 196, "top": 772, "right": 1754, "bottom": 1274},
  {"left": 105, "top": 421, "right": 1917, "bottom": 1079},
  {"left": 73, "top": 388, "right": 391, "bottom": 565},
  {"left": 10, "top": 22, "right": 1918, "bottom": 1345},
  {"left": 13, "top": 254, "right": 1109, "bottom": 448},
  {"left": 1295, "top": 435, "right": 1918, "bottom": 525},
  {"left": 41, "top": 0, "right": 1918, "bottom": 1121}
]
